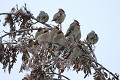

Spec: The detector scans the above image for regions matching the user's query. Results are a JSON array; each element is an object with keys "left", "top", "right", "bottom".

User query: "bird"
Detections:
[
  {"left": 65, "top": 20, "right": 81, "bottom": 43},
  {"left": 37, "top": 29, "right": 50, "bottom": 44},
  {"left": 37, "top": 11, "right": 49, "bottom": 23},
  {"left": 49, "top": 26, "right": 59, "bottom": 43},
  {"left": 53, "top": 30, "right": 66, "bottom": 47},
  {"left": 35, "top": 28, "right": 44, "bottom": 39},
  {"left": 52, "top": 9, "right": 66, "bottom": 30},
  {"left": 68, "top": 41, "right": 85, "bottom": 59},
  {"left": 86, "top": 30, "right": 99, "bottom": 44}
]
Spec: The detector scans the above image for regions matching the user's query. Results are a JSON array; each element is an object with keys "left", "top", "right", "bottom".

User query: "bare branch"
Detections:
[
  {"left": 0, "top": 28, "right": 38, "bottom": 38},
  {"left": 93, "top": 60, "right": 119, "bottom": 80},
  {"left": 0, "top": 13, "right": 13, "bottom": 15},
  {"left": 31, "top": 16, "right": 52, "bottom": 27},
  {"left": 47, "top": 72, "right": 71, "bottom": 80}
]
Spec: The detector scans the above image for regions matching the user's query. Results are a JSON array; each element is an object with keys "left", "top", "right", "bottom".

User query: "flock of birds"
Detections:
[{"left": 29, "top": 9, "right": 99, "bottom": 59}]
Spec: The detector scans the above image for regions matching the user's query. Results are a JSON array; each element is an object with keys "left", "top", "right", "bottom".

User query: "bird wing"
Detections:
[
  {"left": 52, "top": 12, "right": 60, "bottom": 21},
  {"left": 87, "top": 32, "right": 94, "bottom": 39},
  {"left": 93, "top": 34, "right": 99, "bottom": 44},
  {"left": 37, "top": 33, "right": 50, "bottom": 43},
  {"left": 53, "top": 34, "right": 65, "bottom": 46},
  {"left": 65, "top": 23, "right": 75, "bottom": 37}
]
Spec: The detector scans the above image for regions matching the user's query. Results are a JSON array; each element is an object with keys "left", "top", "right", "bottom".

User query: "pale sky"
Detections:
[{"left": 0, "top": 0, "right": 120, "bottom": 80}]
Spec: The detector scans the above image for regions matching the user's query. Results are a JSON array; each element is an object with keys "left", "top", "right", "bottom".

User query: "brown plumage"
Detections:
[
  {"left": 37, "top": 29, "right": 50, "bottom": 44},
  {"left": 53, "top": 30, "right": 66, "bottom": 46},
  {"left": 65, "top": 20, "right": 81, "bottom": 43},
  {"left": 49, "top": 26, "right": 59, "bottom": 43}
]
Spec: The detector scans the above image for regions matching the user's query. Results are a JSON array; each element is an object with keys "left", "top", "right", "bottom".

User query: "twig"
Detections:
[
  {"left": 0, "top": 13, "right": 13, "bottom": 15},
  {"left": 3, "top": 42, "right": 17, "bottom": 44},
  {"left": 47, "top": 72, "right": 70, "bottom": 80},
  {"left": 30, "top": 16, "right": 52, "bottom": 27},
  {"left": 0, "top": 28, "right": 39, "bottom": 38}
]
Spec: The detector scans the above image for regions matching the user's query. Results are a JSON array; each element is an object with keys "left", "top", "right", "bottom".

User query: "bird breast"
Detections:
[
  {"left": 53, "top": 34, "right": 65, "bottom": 46},
  {"left": 70, "top": 46, "right": 84, "bottom": 58},
  {"left": 37, "top": 33, "right": 50, "bottom": 44},
  {"left": 49, "top": 29, "right": 59, "bottom": 42},
  {"left": 53, "top": 13, "right": 66, "bottom": 24}
]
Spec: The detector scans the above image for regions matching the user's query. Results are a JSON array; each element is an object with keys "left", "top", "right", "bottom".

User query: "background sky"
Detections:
[{"left": 0, "top": 0, "right": 120, "bottom": 80}]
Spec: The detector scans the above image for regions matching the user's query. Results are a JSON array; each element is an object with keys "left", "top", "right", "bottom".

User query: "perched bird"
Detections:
[
  {"left": 35, "top": 28, "right": 44, "bottom": 39},
  {"left": 68, "top": 41, "right": 84, "bottom": 59},
  {"left": 53, "top": 30, "right": 66, "bottom": 46},
  {"left": 37, "top": 29, "right": 50, "bottom": 44},
  {"left": 76, "top": 32, "right": 81, "bottom": 42},
  {"left": 86, "top": 30, "right": 99, "bottom": 44},
  {"left": 37, "top": 11, "right": 49, "bottom": 23},
  {"left": 65, "top": 20, "right": 81, "bottom": 43},
  {"left": 52, "top": 9, "right": 66, "bottom": 30},
  {"left": 49, "top": 26, "right": 59, "bottom": 42}
]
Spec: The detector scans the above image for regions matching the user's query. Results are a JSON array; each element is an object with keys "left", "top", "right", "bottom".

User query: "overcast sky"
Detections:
[{"left": 0, "top": 0, "right": 120, "bottom": 80}]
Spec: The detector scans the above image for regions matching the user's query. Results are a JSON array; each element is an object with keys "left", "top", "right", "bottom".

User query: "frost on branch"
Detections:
[{"left": 0, "top": 4, "right": 119, "bottom": 80}]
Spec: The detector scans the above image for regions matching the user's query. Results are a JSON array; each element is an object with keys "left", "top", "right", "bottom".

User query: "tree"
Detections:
[{"left": 0, "top": 4, "right": 119, "bottom": 80}]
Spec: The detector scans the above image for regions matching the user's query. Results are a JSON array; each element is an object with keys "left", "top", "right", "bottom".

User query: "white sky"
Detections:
[{"left": 0, "top": 0, "right": 120, "bottom": 80}]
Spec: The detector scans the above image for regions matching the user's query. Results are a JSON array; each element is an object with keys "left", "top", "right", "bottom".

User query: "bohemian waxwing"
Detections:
[
  {"left": 65, "top": 20, "right": 81, "bottom": 42},
  {"left": 53, "top": 30, "right": 65, "bottom": 46},
  {"left": 37, "top": 11, "right": 49, "bottom": 23},
  {"left": 37, "top": 29, "right": 50, "bottom": 44},
  {"left": 86, "top": 30, "right": 99, "bottom": 44},
  {"left": 49, "top": 26, "right": 59, "bottom": 43},
  {"left": 69, "top": 41, "right": 84, "bottom": 59},
  {"left": 35, "top": 28, "right": 44, "bottom": 39},
  {"left": 52, "top": 9, "right": 66, "bottom": 30},
  {"left": 76, "top": 32, "right": 81, "bottom": 42}
]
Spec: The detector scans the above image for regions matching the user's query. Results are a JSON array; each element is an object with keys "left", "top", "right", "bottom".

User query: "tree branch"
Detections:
[
  {"left": 0, "top": 12, "right": 52, "bottom": 27},
  {"left": 0, "top": 28, "right": 38, "bottom": 38},
  {"left": 0, "top": 13, "right": 13, "bottom": 15},
  {"left": 30, "top": 16, "right": 52, "bottom": 27},
  {"left": 47, "top": 72, "right": 71, "bottom": 80},
  {"left": 93, "top": 60, "right": 119, "bottom": 80}
]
